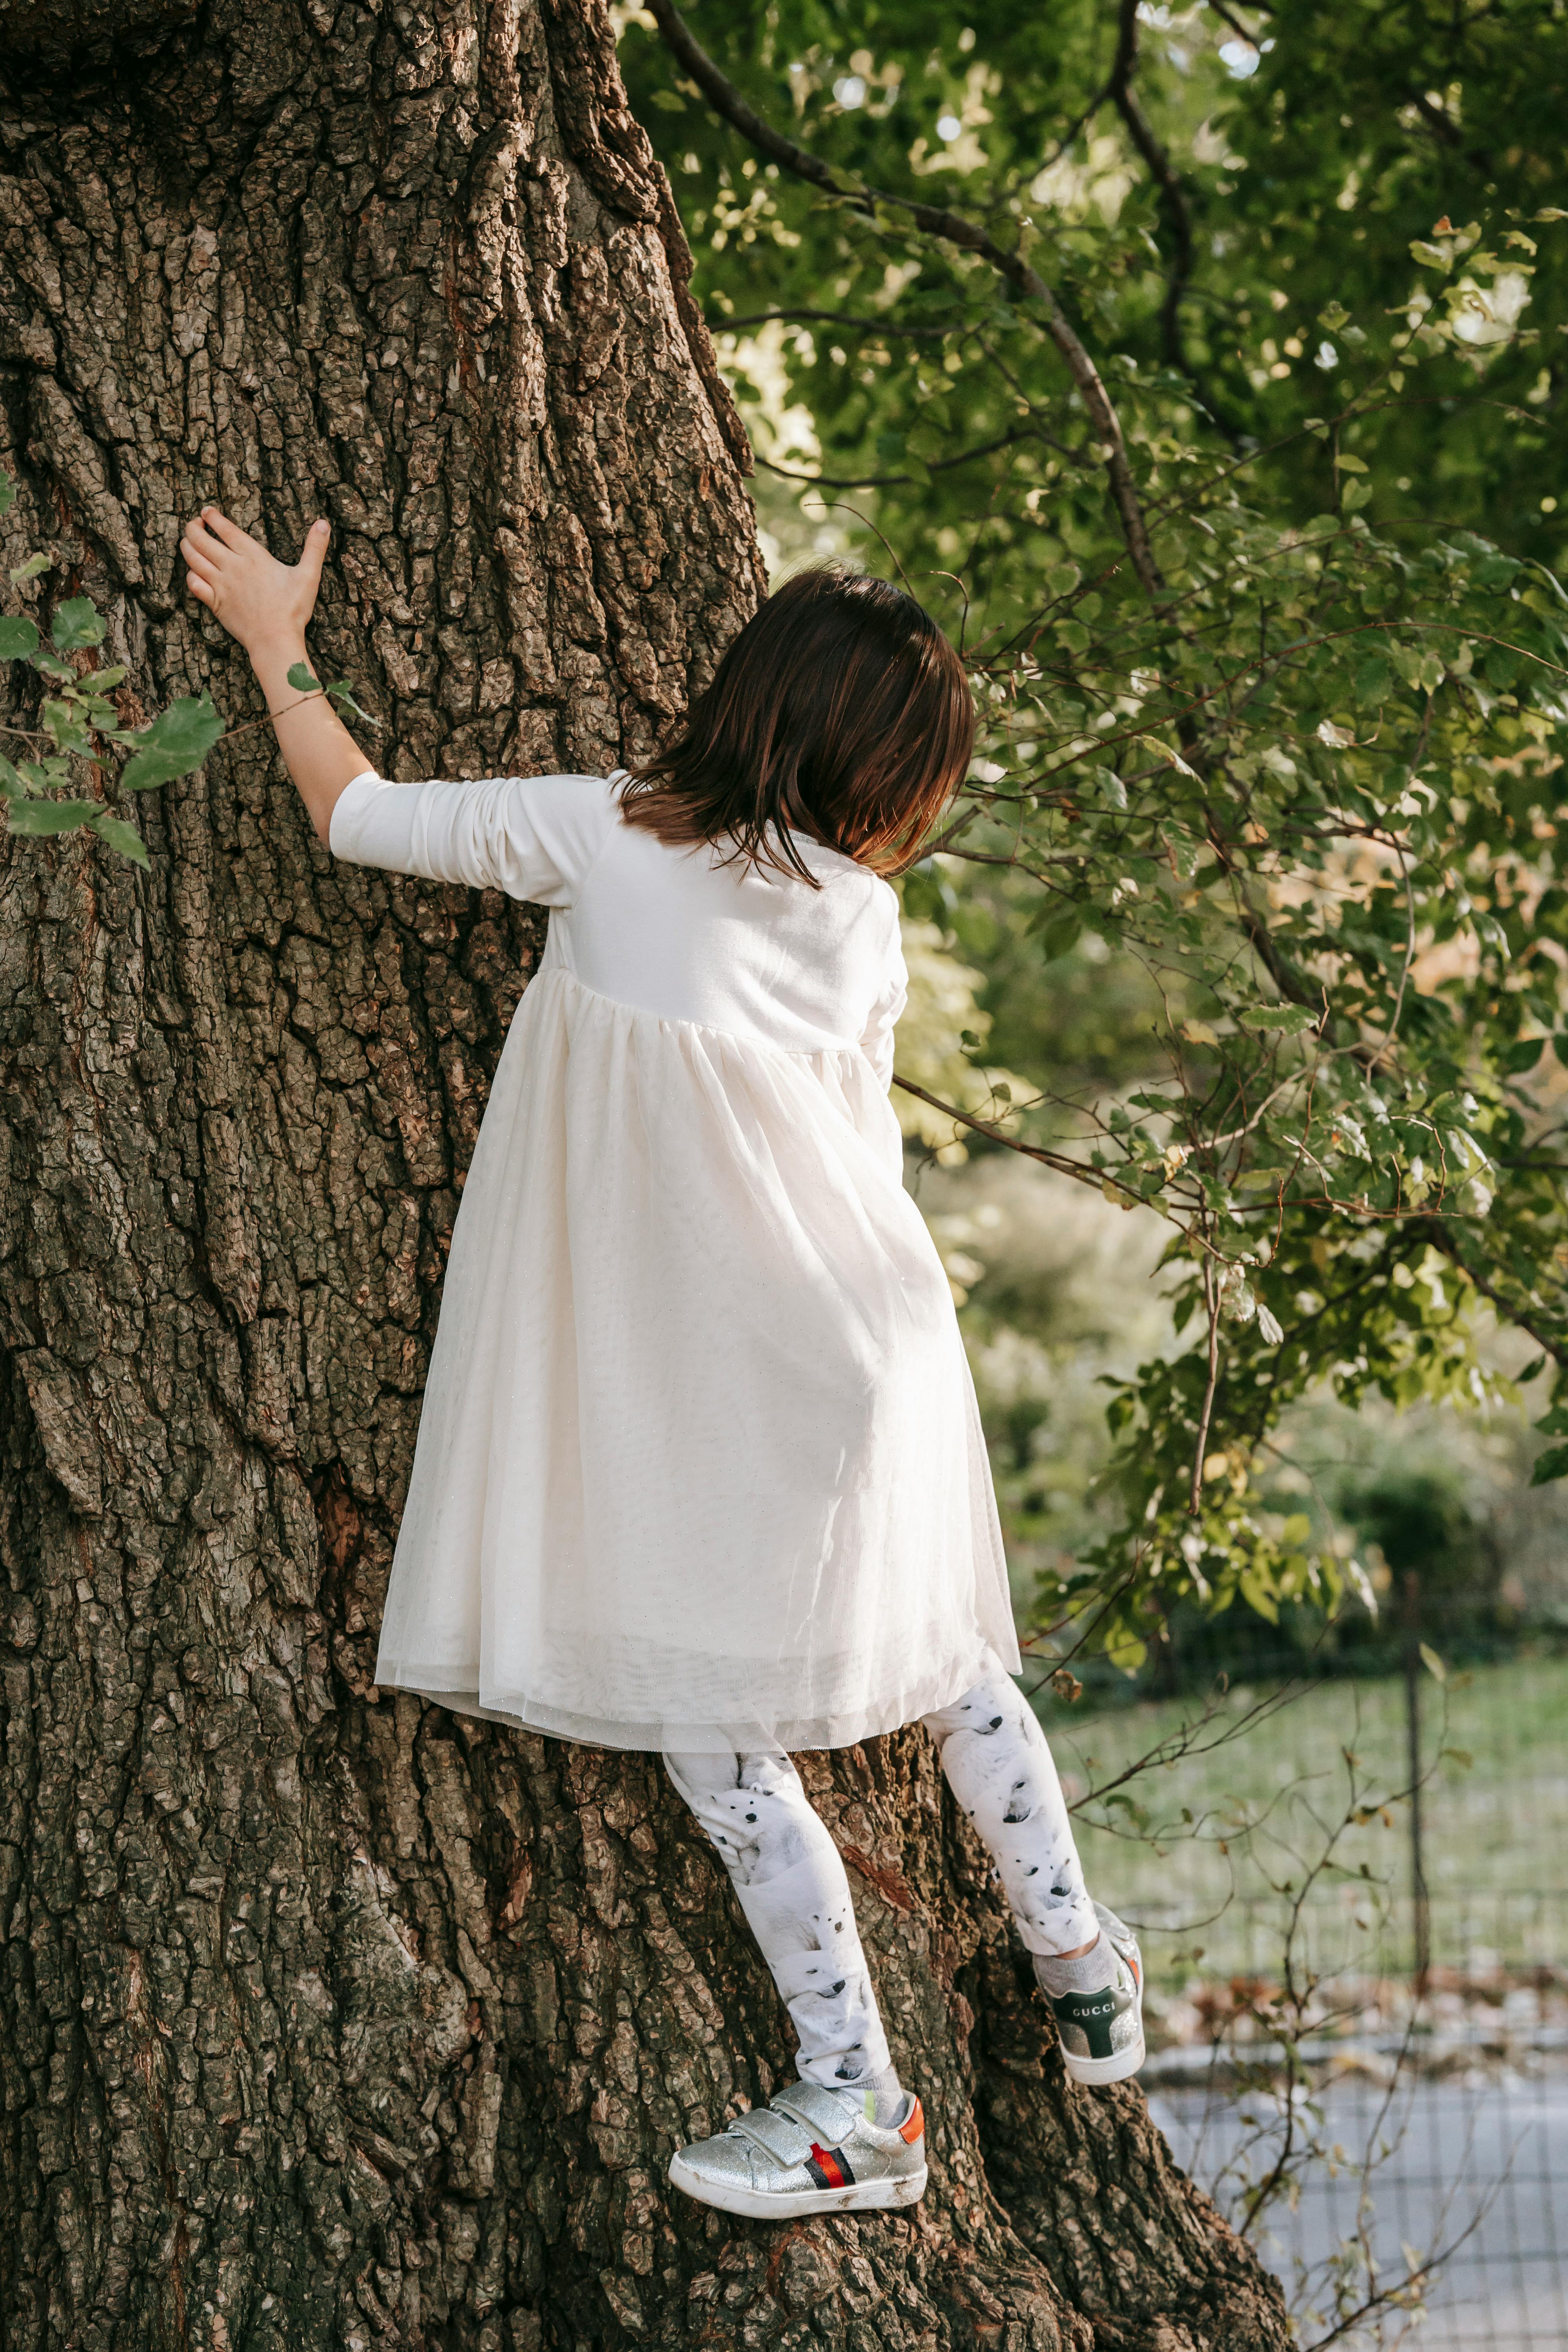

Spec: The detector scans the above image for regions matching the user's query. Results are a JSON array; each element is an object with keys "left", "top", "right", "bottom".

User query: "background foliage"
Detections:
[{"left": 617, "top": 0, "right": 1568, "bottom": 1674}]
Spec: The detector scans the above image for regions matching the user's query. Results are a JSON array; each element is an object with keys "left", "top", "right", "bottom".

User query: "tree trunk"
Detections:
[{"left": 0, "top": 2, "right": 1290, "bottom": 2345}]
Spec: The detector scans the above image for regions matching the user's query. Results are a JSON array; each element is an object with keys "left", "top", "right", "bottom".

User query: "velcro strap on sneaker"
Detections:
[
  {"left": 728, "top": 2106, "right": 813, "bottom": 2169},
  {"left": 770, "top": 2083, "right": 860, "bottom": 2141}
]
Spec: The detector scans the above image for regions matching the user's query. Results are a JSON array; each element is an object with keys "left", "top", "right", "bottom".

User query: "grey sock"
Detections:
[
  {"left": 1035, "top": 1931, "right": 1118, "bottom": 1998},
  {"left": 851, "top": 2063, "right": 907, "bottom": 2128}
]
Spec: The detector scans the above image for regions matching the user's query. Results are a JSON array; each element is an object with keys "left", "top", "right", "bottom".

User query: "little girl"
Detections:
[{"left": 181, "top": 507, "right": 1145, "bottom": 2222}]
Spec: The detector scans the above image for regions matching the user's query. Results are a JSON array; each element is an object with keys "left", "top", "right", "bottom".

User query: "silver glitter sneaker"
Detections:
[
  {"left": 668, "top": 2081, "right": 927, "bottom": 2220},
  {"left": 1038, "top": 1901, "right": 1146, "bottom": 2087}
]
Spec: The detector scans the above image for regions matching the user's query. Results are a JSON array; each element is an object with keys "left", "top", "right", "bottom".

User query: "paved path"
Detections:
[{"left": 1151, "top": 2070, "right": 1568, "bottom": 2348}]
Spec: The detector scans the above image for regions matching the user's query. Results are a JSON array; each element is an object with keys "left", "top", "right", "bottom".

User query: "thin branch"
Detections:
[
  {"left": 1100, "top": 5, "right": 1247, "bottom": 444},
  {"left": 1107, "top": 0, "right": 1193, "bottom": 380},
  {"left": 1067, "top": 1671, "right": 1314, "bottom": 1817},
  {"left": 646, "top": 0, "right": 1165, "bottom": 597},
  {"left": 891, "top": 1076, "right": 1125, "bottom": 1194},
  {"left": 1406, "top": 89, "right": 1494, "bottom": 175},
  {"left": 909, "top": 801, "right": 982, "bottom": 863},
  {"left": 1422, "top": 1223, "right": 1568, "bottom": 1369},
  {"left": 1189, "top": 1252, "right": 1223, "bottom": 1514},
  {"left": 707, "top": 309, "right": 958, "bottom": 338},
  {"left": 757, "top": 425, "right": 1051, "bottom": 491},
  {"left": 1207, "top": 0, "right": 1268, "bottom": 43},
  {"left": 1367, "top": 696, "right": 1434, "bottom": 1068}
]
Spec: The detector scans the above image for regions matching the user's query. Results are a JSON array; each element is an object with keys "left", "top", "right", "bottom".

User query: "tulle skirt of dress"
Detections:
[{"left": 373, "top": 960, "right": 1019, "bottom": 1752}]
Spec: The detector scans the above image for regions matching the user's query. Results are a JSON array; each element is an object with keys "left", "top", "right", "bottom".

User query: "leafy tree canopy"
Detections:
[{"left": 618, "top": 0, "right": 1568, "bottom": 1668}]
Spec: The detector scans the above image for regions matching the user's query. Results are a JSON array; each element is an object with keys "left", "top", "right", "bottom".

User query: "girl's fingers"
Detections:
[
  {"left": 187, "top": 572, "right": 213, "bottom": 602},
  {"left": 180, "top": 535, "right": 220, "bottom": 577},
  {"left": 298, "top": 517, "right": 329, "bottom": 592},
  {"left": 200, "top": 505, "right": 253, "bottom": 553}
]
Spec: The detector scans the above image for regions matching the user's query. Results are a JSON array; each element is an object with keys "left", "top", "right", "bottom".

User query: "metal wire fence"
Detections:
[
  {"left": 1153, "top": 2068, "right": 1568, "bottom": 2350},
  {"left": 1042, "top": 1646, "right": 1568, "bottom": 2348}
]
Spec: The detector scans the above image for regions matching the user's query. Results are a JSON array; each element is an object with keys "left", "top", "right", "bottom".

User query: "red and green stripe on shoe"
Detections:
[
  {"left": 669, "top": 2080, "right": 927, "bottom": 2219},
  {"left": 1036, "top": 1902, "right": 1146, "bottom": 2086}
]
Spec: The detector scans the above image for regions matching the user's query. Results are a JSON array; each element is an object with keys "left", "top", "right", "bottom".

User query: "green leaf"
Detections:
[
  {"left": 1418, "top": 1641, "right": 1446, "bottom": 1682},
  {"left": 89, "top": 813, "right": 150, "bottom": 867},
  {"left": 326, "top": 681, "right": 377, "bottom": 724},
  {"left": 1503, "top": 1034, "right": 1545, "bottom": 1073},
  {"left": 0, "top": 613, "right": 40, "bottom": 660},
  {"left": 40, "top": 700, "right": 92, "bottom": 755},
  {"left": 1530, "top": 1442, "right": 1568, "bottom": 1487},
  {"left": 1238, "top": 1569, "right": 1280, "bottom": 1624},
  {"left": 6, "top": 797, "right": 102, "bottom": 835},
  {"left": 50, "top": 597, "right": 105, "bottom": 653},
  {"left": 0, "top": 469, "right": 13, "bottom": 519},
  {"left": 1239, "top": 1004, "right": 1317, "bottom": 1034},
  {"left": 1354, "top": 652, "right": 1395, "bottom": 708},
  {"left": 9, "top": 553, "right": 49, "bottom": 583},
  {"left": 118, "top": 693, "right": 223, "bottom": 792},
  {"left": 1034, "top": 909, "right": 1083, "bottom": 960},
  {"left": 0, "top": 755, "right": 23, "bottom": 799},
  {"left": 286, "top": 662, "right": 323, "bottom": 694}
]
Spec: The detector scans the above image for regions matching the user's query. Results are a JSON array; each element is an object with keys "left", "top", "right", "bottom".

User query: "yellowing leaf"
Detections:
[{"left": 1135, "top": 733, "right": 1199, "bottom": 779}]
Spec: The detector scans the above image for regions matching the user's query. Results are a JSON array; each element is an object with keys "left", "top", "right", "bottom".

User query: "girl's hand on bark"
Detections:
[{"left": 180, "top": 507, "right": 329, "bottom": 660}]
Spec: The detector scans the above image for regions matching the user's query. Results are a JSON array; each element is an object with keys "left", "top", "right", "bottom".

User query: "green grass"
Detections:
[{"left": 1033, "top": 1651, "right": 1568, "bottom": 1984}]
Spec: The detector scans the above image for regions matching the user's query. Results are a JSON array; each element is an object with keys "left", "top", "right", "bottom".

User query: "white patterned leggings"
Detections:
[{"left": 663, "top": 1647, "right": 1096, "bottom": 2092}]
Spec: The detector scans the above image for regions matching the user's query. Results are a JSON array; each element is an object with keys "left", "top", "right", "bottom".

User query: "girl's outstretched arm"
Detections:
[{"left": 180, "top": 507, "right": 370, "bottom": 844}]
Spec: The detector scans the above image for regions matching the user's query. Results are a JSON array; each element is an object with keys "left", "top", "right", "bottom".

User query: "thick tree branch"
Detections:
[
  {"left": 646, "top": 0, "right": 1166, "bottom": 597},
  {"left": 539, "top": 0, "right": 755, "bottom": 473}
]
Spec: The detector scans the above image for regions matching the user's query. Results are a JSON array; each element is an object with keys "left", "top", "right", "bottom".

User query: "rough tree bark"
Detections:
[{"left": 0, "top": 1, "right": 1292, "bottom": 2345}]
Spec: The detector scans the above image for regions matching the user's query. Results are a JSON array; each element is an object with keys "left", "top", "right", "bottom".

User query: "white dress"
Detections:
[{"left": 331, "top": 768, "right": 1018, "bottom": 1753}]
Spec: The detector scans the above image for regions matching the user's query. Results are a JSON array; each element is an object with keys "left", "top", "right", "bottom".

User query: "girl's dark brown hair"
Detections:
[{"left": 619, "top": 564, "right": 975, "bottom": 882}]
